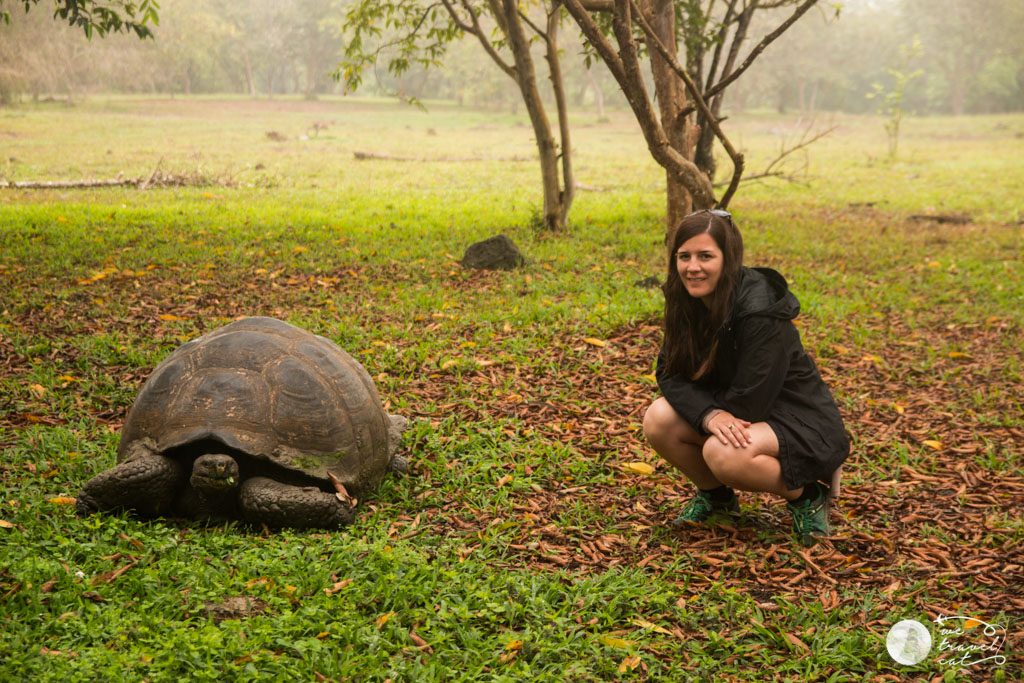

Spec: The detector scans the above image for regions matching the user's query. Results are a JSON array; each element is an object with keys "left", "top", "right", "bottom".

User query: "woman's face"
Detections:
[{"left": 676, "top": 232, "right": 724, "bottom": 302}]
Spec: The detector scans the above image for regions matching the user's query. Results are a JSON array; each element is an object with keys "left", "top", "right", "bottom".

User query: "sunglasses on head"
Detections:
[{"left": 690, "top": 208, "right": 732, "bottom": 219}]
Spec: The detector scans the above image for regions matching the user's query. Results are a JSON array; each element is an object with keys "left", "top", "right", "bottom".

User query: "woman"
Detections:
[{"left": 643, "top": 209, "right": 849, "bottom": 545}]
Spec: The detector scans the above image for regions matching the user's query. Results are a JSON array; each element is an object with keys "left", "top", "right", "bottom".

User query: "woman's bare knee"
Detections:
[
  {"left": 643, "top": 398, "right": 701, "bottom": 445},
  {"left": 702, "top": 440, "right": 738, "bottom": 485},
  {"left": 701, "top": 425, "right": 783, "bottom": 492}
]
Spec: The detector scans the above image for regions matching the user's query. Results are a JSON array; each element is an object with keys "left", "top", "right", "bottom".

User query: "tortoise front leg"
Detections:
[
  {"left": 76, "top": 454, "right": 185, "bottom": 517},
  {"left": 238, "top": 477, "right": 354, "bottom": 530}
]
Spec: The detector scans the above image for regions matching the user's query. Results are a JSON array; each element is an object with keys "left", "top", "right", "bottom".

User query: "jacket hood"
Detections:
[{"left": 732, "top": 267, "right": 800, "bottom": 321}]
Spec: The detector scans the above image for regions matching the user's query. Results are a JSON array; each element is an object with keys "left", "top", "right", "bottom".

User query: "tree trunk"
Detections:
[
  {"left": 561, "top": 0, "right": 715, "bottom": 231},
  {"left": 646, "top": 0, "right": 694, "bottom": 228},
  {"left": 693, "top": 119, "right": 716, "bottom": 185},
  {"left": 501, "top": 0, "right": 567, "bottom": 231},
  {"left": 546, "top": 5, "right": 574, "bottom": 228},
  {"left": 243, "top": 51, "right": 257, "bottom": 98}
]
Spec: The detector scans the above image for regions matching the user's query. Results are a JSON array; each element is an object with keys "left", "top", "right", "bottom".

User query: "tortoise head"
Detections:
[{"left": 190, "top": 454, "right": 241, "bottom": 493}]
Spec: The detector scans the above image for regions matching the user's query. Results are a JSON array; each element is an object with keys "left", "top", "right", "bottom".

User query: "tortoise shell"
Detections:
[{"left": 118, "top": 317, "right": 391, "bottom": 494}]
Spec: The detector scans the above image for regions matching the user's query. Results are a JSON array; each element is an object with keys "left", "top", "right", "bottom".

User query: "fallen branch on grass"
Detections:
[
  {"left": 0, "top": 171, "right": 230, "bottom": 190},
  {"left": 1, "top": 159, "right": 234, "bottom": 190},
  {"left": 353, "top": 151, "right": 531, "bottom": 162}
]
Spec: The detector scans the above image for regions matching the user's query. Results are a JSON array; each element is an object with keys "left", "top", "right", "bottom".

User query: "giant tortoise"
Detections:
[{"left": 76, "top": 317, "right": 407, "bottom": 529}]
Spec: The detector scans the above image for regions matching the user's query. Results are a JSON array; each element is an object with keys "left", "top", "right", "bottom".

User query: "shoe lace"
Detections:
[
  {"left": 682, "top": 493, "right": 714, "bottom": 518},
  {"left": 790, "top": 497, "right": 826, "bottom": 535}
]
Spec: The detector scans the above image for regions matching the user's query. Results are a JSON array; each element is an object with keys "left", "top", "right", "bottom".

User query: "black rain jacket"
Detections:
[{"left": 656, "top": 267, "right": 849, "bottom": 488}]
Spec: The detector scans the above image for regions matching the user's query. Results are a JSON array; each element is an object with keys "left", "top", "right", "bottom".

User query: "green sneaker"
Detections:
[
  {"left": 788, "top": 482, "right": 831, "bottom": 546},
  {"left": 670, "top": 490, "right": 739, "bottom": 528}
]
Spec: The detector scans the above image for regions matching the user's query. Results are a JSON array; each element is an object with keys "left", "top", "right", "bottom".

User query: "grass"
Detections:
[{"left": 1, "top": 96, "right": 1022, "bottom": 681}]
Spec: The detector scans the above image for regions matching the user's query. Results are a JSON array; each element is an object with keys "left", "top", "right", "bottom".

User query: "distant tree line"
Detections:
[
  {"left": 736, "top": 0, "right": 1024, "bottom": 117},
  {"left": 1, "top": 0, "right": 1021, "bottom": 115}
]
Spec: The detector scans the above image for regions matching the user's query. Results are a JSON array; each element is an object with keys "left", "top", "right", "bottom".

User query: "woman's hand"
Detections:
[{"left": 706, "top": 410, "right": 753, "bottom": 448}]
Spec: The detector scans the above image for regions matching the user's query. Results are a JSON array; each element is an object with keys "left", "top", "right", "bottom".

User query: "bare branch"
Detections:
[
  {"left": 704, "top": 0, "right": 741, "bottom": 94},
  {"left": 717, "top": 2, "right": 755, "bottom": 98},
  {"left": 486, "top": 0, "right": 509, "bottom": 34},
  {"left": 518, "top": 9, "right": 546, "bottom": 38},
  {"left": 439, "top": 0, "right": 473, "bottom": 32},
  {"left": 714, "top": 121, "right": 836, "bottom": 187},
  {"left": 561, "top": 0, "right": 626, "bottom": 82},
  {"left": 453, "top": 0, "right": 516, "bottom": 77},
  {"left": 704, "top": 0, "right": 819, "bottom": 100},
  {"left": 564, "top": 0, "right": 716, "bottom": 208}
]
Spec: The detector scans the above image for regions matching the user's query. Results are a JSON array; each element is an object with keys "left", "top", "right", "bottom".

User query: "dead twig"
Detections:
[
  {"left": 138, "top": 156, "right": 164, "bottom": 191},
  {"left": 714, "top": 121, "right": 836, "bottom": 188}
]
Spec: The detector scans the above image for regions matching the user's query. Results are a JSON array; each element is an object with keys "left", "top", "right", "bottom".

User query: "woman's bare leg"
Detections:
[{"left": 642, "top": 398, "right": 720, "bottom": 489}]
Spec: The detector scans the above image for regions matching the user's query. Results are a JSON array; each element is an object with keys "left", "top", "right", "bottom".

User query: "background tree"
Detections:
[
  {"left": 0, "top": 7, "right": 95, "bottom": 103},
  {"left": 2, "top": 1, "right": 1021, "bottom": 119},
  {"left": 340, "top": 1, "right": 575, "bottom": 232},
  {"left": 736, "top": 2, "right": 897, "bottom": 115},
  {"left": 0, "top": 0, "right": 158, "bottom": 38},
  {"left": 290, "top": 0, "right": 343, "bottom": 99},
  {"left": 900, "top": 0, "right": 1024, "bottom": 115},
  {"left": 141, "top": 0, "right": 232, "bottom": 95}
]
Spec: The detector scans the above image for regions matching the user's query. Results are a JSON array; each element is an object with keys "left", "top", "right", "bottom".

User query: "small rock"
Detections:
[
  {"left": 203, "top": 596, "right": 268, "bottom": 622},
  {"left": 634, "top": 275, "right": 662, "bottom": 289},
  {"left": 460, "top": 235, "right": 525, "bottom": 271}
]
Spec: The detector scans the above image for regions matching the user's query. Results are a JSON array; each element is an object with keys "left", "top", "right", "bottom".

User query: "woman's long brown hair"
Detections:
[{"left": 661, "top": 211, "right": 744, "bottom": 380}]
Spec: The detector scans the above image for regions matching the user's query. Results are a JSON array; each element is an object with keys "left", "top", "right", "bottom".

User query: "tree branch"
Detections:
[
  {"left": 517, "top": 9, "right": 546, "bottom": 38},
  {"left": 713, "top": 122, "right": 835, "bottom": 187},
  {"left": 486, "top": 0, "right": 509, "bottom": 34},
  {"left": 375, "top": 2, "right": 446, "bottom": 57},
  {"left": 447, "top": 0, "right": 516, "bottom": 78},
  {"left": 561, "top": 0, "right": 626, "bottom": 82},
  {"left": 710, "top": 0, "right": 755, "bottom": 113},
  {"left": 704, "top": 0, "right": 819, "bottom": 100},
  {"left": 704, "top": 0, "right": 741, "bottom": 94},
  {"left": 439, "top": 0, "right": 473, "bottom": 32},
  {"left": 565, "top": 0, "right": 715, "bottom": 208}
]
